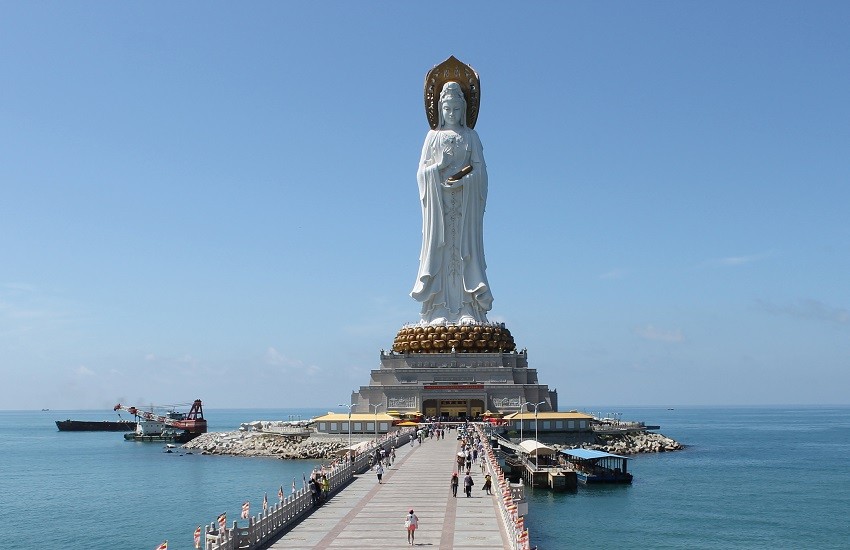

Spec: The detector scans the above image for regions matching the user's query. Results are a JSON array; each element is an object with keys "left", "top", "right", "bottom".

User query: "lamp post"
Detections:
[
  {"left": 531, "top": 401, "right": 545, "bottom": 470},
  {"left": 338, "top": 403, "right": 355, "bottom": 449},
  {"left": 520, "top": 401, "right": 533, "bottom": 444},
  {"left": 370, "top": 403, "right": 382, "bottom": 440}
]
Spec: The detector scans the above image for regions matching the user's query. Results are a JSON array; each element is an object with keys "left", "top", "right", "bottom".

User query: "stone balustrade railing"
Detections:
[
  {"left": 473, "top": 424, "right": 530, "bottom": 550},
  {"left": 201, "top": 428, "right": 414, "bottom": 550}
]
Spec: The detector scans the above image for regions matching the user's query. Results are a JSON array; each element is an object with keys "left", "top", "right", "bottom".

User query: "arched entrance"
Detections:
[{"left": 423, "top": 398, "right": 486, "bottom": 419}]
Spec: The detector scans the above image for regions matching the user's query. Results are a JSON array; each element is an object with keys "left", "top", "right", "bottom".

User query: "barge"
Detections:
[{"left": 56, "top": 419, "right": 137, "bottom": 432}]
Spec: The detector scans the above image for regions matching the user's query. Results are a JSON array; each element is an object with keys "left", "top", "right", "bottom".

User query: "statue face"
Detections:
[{"left": 441, "top": 99, "right": 463, "bottom": 127}]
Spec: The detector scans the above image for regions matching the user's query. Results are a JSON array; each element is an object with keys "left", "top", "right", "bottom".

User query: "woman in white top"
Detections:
[{"left": 405, "top": 509, "right": 419, "bottom": 545}]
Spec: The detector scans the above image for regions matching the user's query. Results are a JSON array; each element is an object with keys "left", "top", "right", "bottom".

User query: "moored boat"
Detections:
[
  {"left": 559, "top": 448, "right": 633, "bottom": 484},
  {"left": 115, "top": 399, "right": 207, "bottom": 443}
]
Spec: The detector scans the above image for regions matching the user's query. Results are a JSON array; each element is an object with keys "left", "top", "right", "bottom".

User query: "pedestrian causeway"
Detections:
[{"left": 265, "top": 431, "right": 511, "bottom": 549}]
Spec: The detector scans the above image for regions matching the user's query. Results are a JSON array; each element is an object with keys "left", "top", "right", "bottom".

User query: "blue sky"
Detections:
[{"left": 2, "top": 2, "right": 849, "bottom": 410}]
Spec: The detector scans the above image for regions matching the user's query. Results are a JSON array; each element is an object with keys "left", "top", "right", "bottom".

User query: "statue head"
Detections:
[{"left": 439, "top": 82, "right": 466, "bottom": 128}]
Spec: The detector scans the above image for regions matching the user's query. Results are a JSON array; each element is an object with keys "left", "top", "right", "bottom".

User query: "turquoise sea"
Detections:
[{"left": 1, "top": 406, "right": 849, "bottom": 549}]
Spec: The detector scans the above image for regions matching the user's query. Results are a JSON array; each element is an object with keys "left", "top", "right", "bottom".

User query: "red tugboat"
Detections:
[{"left": 114, "top": 399, "right": 207, "bottom": 443}]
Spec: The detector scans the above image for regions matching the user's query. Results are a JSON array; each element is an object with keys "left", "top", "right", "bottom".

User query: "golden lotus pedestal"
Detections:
[{"left": 392, "top": 323, "right": 516, "bottom": 354}]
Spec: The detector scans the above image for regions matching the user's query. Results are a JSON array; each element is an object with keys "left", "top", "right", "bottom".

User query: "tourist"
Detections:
[
  {"left": 375, "top": 463, "right": 384, "bottom": 484},
  {"left": 450, "top": 472, "right": 459, "bottom": 497},
  {"left": 483, "top": 473, "right": 492, "bottom": 495},
  {"left": 463, "top": 472, "right": 474, "bottom": 497},
  {"left": 404, "top": 509, "right": 419, "bottom": 545},
  {"left": 321, "top": 473, "right": 330, "bottom": 498},
  {"left": 309, "top": 477, "right": 319, "bottom": 506}
]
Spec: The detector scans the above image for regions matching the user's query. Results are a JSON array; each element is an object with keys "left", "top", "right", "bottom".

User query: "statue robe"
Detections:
[{"left": 411, "top": 126, "right": 493, "bottom": 324}]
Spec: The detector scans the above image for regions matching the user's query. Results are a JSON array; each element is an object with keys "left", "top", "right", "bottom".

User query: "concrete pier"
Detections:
[{"left": 266, "top": 430, "right": 513, "bottom": 549}]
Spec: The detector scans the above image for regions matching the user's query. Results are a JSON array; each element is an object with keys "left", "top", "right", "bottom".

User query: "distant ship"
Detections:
[{"left": 56, "top": 419, "right": 137, "bottom": 432}]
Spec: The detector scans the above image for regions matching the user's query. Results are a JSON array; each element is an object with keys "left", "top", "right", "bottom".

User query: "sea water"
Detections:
[
  {"left": 1, "top": 406, "right": 849, "bottom": 549},
  {"left": 0, "top": 408, "right": 327, "bottom": 550},
  {"left": 525, "top": 406, "right": 850, "bottom": 549}
]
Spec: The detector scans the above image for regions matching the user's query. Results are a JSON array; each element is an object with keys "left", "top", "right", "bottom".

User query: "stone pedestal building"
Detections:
[{"left": 350, "top": 345, "right": 557, "bottom": 419}]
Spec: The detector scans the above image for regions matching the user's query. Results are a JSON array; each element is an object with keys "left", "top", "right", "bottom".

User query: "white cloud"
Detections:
[
  {"left": 2, "top": 282, "right": 37, "bottom": 293},
  {"left": 599, "top": 268, "right": 630, "bottom": 280},
  {"left": 76, "top": 366, "right": 95, "bottom": 376},
  {"left": 264, "top": 346, "right": 297, "bottom": 366},
  {"left": 177, "top": 354, "right": 198, "bottom": 366},
  {"left": 263, "top": 347, "right": 321, "bottom": 376},
  {"left": 756, "top": 298, "right": 849, "bottom": 325},
  {"left": 702, "top": 251, "right": 773, "bottom": 268},
  {"left": 634, "top": 324, "right": 684, "bottom": 343}
]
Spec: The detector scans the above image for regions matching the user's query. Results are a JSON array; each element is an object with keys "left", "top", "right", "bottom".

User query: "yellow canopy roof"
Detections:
[
  {"left": 312, "top": 412, "right": 396, "bottom": 422},
  {"left": 503, "top": 411, "right": 594, "bottom": 421}
]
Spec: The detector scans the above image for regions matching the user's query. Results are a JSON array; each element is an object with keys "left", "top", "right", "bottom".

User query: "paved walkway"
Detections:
[{"left": 266, "top": 431, "right": 510, "bottom": 549}]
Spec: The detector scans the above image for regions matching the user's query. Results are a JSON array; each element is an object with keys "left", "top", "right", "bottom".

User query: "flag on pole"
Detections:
[
  {"left": 262, "top": 492, "right": 268, "bottom": 512},
  {"left": 278, "top": 485, "right": 284, "bottom": 502},
  {"left": 291, "top": 478, "right": 296, "bottom": 494},
  {"left": 217, "top": 512, "right": 226, "bottom": 531},
  {"left": 194, "top": 525, "right": 201, "bottom": 549},
  {"left": 155, "top": 542, "right": 168, "bottom": 550},
  {"left": 241, "top": 500, "right": 250, "bottom": 519}
]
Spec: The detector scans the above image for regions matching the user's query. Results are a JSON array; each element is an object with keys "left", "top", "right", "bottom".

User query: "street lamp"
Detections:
[
  {"left": 338, "top": 403, "right": 355, "bottom": 449},
  {"left": 370, "top": 403, "right": 382, "bottom": 440},
  {"left": 530, "top": 401, "right": 545, "bottom": 469}
]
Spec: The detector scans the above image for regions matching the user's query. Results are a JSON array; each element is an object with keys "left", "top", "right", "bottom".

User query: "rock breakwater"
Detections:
[
  {"left": 579, "top": 432, "right": 682, "bottom": 454},
  {"left": 184, "top": 431, "right": 345, "bottom": 459}
]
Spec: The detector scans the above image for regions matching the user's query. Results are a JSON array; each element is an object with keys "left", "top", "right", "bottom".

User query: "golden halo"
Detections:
[{"left": 423, "top": 56, "right": 481, "bottom": 130}]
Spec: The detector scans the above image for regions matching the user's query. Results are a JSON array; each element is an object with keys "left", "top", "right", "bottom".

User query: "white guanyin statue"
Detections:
[{"left": 411, "top": 75, "right": 493, "bottom": 325}]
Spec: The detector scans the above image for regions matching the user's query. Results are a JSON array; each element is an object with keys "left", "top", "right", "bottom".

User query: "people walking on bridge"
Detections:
[
  {"left": 463, "top": 472, "right": 474, "bottom": 497},
  {"left": 404, "top": 509, "right": 419, "bottom": 545},
  {"left": 450, "top": 472, "right": 459, "bottom": 497},
  {"left": 321, "top": 473, "right": 330, "bottom": 498},
  {"left": 374, "top": 463, "right": 384, "bottom": 484},
  {"left": 483, "top": 473, "right": 492, "bottom": 495},
  {"left": 309, "top": 476, "right": 320, "bottom": 506}
]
